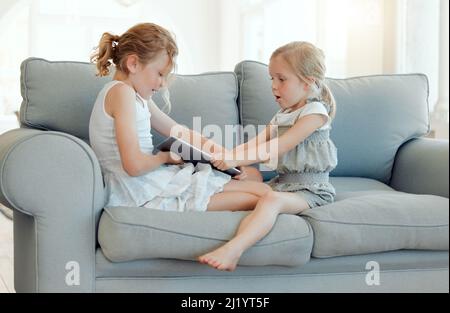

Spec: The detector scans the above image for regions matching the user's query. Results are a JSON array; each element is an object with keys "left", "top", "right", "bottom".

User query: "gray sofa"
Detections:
[{"left": 0, "top": 58, "right": 448, "bottom": 293}]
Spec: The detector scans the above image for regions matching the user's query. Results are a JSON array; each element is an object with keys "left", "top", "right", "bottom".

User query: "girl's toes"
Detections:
[{"left": 199, "top": 255, "right": 212, "bottom": 264}]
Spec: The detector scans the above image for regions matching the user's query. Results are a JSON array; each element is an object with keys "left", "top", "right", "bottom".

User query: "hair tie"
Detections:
[{"left": 112, "top": 35, "right": 120, "bottom": 48}]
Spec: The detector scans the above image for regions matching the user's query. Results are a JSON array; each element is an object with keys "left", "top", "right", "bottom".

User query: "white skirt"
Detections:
[{"left": 103, "top": 162, "right": 231, "bottom": 212}]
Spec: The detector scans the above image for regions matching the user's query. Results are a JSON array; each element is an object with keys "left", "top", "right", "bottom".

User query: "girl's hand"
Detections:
[
  {"left": 210, "top": 153, "right": 239, "bottom": 171},
  {"left": 159, "top": 151, "right": 184, "bottom": 165},
  {"left": 233, "top": 166, "right": 248, "bottom": 180}
]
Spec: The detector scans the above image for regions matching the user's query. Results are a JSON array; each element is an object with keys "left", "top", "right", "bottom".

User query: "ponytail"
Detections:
[
  {"left": 90, "top": 32, "right": 121, "bottom": 77},
  {"left": 319, "top": 81, "right": 336, "bottom": 120}
]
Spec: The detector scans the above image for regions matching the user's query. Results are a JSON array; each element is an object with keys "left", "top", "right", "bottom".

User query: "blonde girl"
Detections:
[{"left": 199, "top": 41, "right": 338, "bottom": 271}]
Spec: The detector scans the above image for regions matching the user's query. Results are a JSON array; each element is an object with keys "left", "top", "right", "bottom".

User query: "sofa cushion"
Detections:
[
  {"left": 98, "top": 207, "right": 313, "bottom": 266},
  {"left": 235, "top": 61, "right": 430, "bottom": 184},
  {"left": 330, "top": 177, "right": 394, "bottom": 196},
  {"left": 20, "top": 58, "right": 240, "bottom": 148},
  {"left": 151, "top": 72, "right": 240, "bottom": 148},
  {"left": 302, "top": 191, "right": 449, "bottom": 258},
  {"left": 20, "top": 58, "right": 111, "bottom": 141}
]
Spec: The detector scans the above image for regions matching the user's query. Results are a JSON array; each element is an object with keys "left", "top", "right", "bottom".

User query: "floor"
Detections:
[{"left": 0, "top": 206, "right": 14, "bottom": 293}]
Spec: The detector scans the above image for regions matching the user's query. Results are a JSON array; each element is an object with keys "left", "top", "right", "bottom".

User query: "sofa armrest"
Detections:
[
  {"left": 0, "top": 128, "right": 105, "bottom": 292},
  {"left": 390, "top": 137, "right": 449, "bottom": 198}
]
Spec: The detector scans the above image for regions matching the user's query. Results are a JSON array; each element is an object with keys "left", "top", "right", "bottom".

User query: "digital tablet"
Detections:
[{"left": 156, "top": 136, "right": 242, "bottom": 177}]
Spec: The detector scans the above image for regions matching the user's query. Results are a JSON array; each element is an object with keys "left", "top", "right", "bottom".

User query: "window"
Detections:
[
  {"left": 239, "top": 0, "right": 387, "bottom": 78},
  {"left": 1, "top": 0, "right": 448, "bottom": 138},
  {"left": 234, "top": 0, "right": 448, "bottom": 138}
]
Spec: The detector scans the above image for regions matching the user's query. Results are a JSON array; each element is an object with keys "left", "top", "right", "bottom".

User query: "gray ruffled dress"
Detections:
[{"left": 264, "top": 100, "right": 338, "bottom": 208}]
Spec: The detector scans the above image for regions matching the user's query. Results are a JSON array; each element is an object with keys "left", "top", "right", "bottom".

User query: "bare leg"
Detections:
[
  {"left": 241, "top": 166, "right": 263, "bottom": 182},
  {"left": 199, "top": 191, "right": 310, "bottom": 271},
  {"left": 207, "top": 192, "right": 259, "bottom": 212},
  {"left": 222, "top": 179, "right": 271, "bottom": 197},
  {"left": 206, "top": 179, "right": 271, "bottom": 212}
]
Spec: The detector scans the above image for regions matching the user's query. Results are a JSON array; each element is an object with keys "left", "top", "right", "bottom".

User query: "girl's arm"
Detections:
[
  {"left": 212, "top": 114, "right": 327, "bottom": 169},
  {"left": 233, "top": 125, "right": 272, "bottom": 156},
  {"left": 109, "top": 84, "right": 180, "bottom": 177},
  {"left": 148, "top": 100, "right": 228, "bottom": 155}
]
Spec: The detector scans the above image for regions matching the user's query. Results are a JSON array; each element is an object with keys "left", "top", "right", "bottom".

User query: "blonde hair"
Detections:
[
  {"left": 90, "top": 22, "right": 178, "bottom": 77},
  {"left": 271, "top": 41, "right": 336, "bottom": 119}
]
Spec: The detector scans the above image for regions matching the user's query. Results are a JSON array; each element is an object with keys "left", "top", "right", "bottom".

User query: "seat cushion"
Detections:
[
  {"left": 98, "top": 207, "right": 313, "bottom": 266},
  {"left": 302, "top": 191, "right": 449, "bottom": 258},
  {"left": 330, "top": 176, "right": 394, "bottom": 196},
  {"left": 235, "top": 61, "right": 430, "bottom": 184}
]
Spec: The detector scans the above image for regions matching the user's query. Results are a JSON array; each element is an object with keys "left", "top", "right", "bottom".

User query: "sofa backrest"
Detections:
[
  {"left": 19, "top": 58, "right": 240, "bottom": 148},
  {"left": 235, "top": 61, "right": 430, "bottom": 184},
  {"left": 20, "top": 58, "right": 430, "bottom": 184},
  {"left": 20, "top": 58, "right": 111, "bottom": 141}
]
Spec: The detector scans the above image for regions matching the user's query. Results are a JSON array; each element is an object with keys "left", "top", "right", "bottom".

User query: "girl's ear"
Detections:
[{"left": 126, "top": 54, "right": 139, "bottom": 74}]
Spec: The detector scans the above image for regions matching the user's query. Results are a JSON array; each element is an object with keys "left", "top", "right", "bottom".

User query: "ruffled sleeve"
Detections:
[{"left": 298, "top": 101, "right": 331, "bottom": 130}]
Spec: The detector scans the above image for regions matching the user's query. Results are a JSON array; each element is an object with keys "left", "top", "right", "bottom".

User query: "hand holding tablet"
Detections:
[{"left": 156, "top": 136, "right": 242, "bottom": 177}]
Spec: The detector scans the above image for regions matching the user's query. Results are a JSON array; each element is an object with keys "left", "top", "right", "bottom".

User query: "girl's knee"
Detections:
[
  {"left": 260, "top": 191, "right": 301, "bottom": 212},
  {"left": 261, "top": 191, "right": 282, "bottom": 204},
  {"left": 260, "top": 183, "right": 273, "bottom": 195},
  {"left": 263, "top": 192, "right": 310, "bottom": 215},
  {"left": 254, "top": 191, "right": 284, "bottom": 215},
  {"left": 244, "top": 166, "right": 263, "bottom": 182}
]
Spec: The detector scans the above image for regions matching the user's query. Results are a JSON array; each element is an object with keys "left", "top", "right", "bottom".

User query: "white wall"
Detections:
[
  {"left": 0, "top": 0, "right": 223, "bottom": 118},
  {"left": 0, "top": 0, "right": 16, "bottom": 19},
  {"left": 25, "top": 0, "right": 222, "bottom": 74},
  {"left": 217, "top": 0, "right": 391, "bottom": 78},
  {"left": 140, "top": 0, "right": 222, "bottom": 74},
  {"left": 218, "top": 0, "right": 242, "bottom": 71},
  {"left": 0, "top": 0, "right": 447, "bottom": 119},
  {"left": 403, "top": 0, "right": 440, "bottom": 110}
]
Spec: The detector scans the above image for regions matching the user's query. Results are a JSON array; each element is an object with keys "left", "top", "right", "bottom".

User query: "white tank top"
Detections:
[
  {"left": 89, "top": 80, "right": 154, "bottom": 175},
  {"left": 88, "top": 80, "right": 231, "bottom": 211}
]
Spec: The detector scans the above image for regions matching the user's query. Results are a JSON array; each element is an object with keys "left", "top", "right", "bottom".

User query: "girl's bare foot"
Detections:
[{"left": 198, "top": 244, "right": 242, "bottom": 271}]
